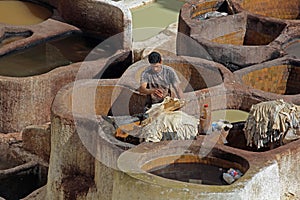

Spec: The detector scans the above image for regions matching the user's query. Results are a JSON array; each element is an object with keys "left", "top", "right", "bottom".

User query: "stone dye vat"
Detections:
[
  {"left": 45, "top": 53, "right": 300, "bottom": 199},
  {"left": 234, "top": 57, "right": 300, "bottom": 103},
  {"left": 177, "top": 0, "right": 300, "bottom": 71},
  {"left": 0, "top": 0, "right": 134, "bottom": 133},
  {"left": 4, "top": 0, "right": 297, "bottom": 199},
  {"left": 47, "top": 79, "right": 148, "bottom": 199},
  {"left": 0, "top": 143, "right": 48, "bottom": 200},
  {"left": 0, "top": 49, "right": 132, "bottom": 133},
  {"left": 116, "top": 140, "right": 284, "bottom": 200},
  {"left": 232, "top": 0, "right": 300, "bottom": 20},
  {"left": 56, "top": 0, "right": 132, "bottom": 48}
]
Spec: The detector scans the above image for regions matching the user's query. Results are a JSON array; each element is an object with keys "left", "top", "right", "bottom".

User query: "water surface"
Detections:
[
  {"left": 131, "top": 0, "right": 185, "bottom": 41},
  {"left": 211, "top": 109, "right": 249, "bottom": 123},
  {"left": 0, "top": 0, "right": 52, "bottom": 25},
  {"left": 0, "top": 33, "right": 107, "bottom": 77},
  {"left": 285, "top": 40, "right": 300, "bottom": 59},
  {"left": 149, "top": 162, "right": 227, "bottom": 185}
]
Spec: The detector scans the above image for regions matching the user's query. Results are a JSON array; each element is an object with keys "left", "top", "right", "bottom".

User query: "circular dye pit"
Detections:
[
  {"left": 236, "top": 59, "right": 300, "bottom": 95},
  {"left": 190, "top": 1, "right": 285, "bottom": 46},
  {"left": 237, "top": 0, "right": 300, "bottom": 20},
  {"left": 0, "top": 143, "right": 48, "bottom": 200},
  {"left": 118, "top": 143, "right": 249, "bottom": 190},
  {"left": 0, "top": 0, "right": 52, "bottom": 25},
  {"left": 194, "top": 13, "right": 285, "bottom": 46},
  {"left": 178, "top": 2, "right": 285, "bottom": 70},
  {"left": 226, "top": 122, "right": 255, "bottom": 151},
  {"left": 0, "top": 164, "right": 47, "bottom": 200}
]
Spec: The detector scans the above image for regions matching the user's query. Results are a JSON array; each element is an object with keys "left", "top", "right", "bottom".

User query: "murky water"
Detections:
[
  {"left": 149, "top": 163, "right": 227, "bottom": 185},
  {"left": 0, "top": 170, "right": 47, "bottom": 200},
  {"left": 131, "top": 0, "right": 185, "bottom": 41},
  {"left": 211, "top": 109, "right": 249, "bottom": 123},
  {"left": 0, "top": 0, "right": 52, "bottom": 25},
  {"left": 0, "top": 33, "right": 107, "bottom": 77},
  {"left": 285, "top": 40, "right": 300, "bottom": 59}
]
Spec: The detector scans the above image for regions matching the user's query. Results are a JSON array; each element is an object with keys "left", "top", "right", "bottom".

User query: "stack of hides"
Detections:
[
  {"left": 138, "top": 97, "right": 199, "bottom": 142},
  {"left": 244, "top": 99, "right": 300, "bottom": 149}
]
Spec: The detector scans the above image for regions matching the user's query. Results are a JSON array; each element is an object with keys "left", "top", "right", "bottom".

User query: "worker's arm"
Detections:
[
  {"left": 173, "top": 83, "right": 184, "bottom": 99},
  {"left": 139, "top": 82, "right": 163, "bottom": 98}
]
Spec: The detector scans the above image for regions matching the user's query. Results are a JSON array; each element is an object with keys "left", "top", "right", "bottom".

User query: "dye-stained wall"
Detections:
[
  {"left": 0, "top": 0, "right": 134, "bottom": 133},
  {"left": 236, "top": 58, "right": 300, "bottom": 95},
  {"left": 237, "top": 0, "right": 300, "bottom": 19},
  {"left": 46, "top": 79, "right": 146, "bottom": 199},
  {"left": 55, "top": 0, "right": 132, "bottom": 50},
  {"left": 242, "top": 65, "right": 291, "bottom": 95},
  {"left": 0, "top": 63, "right": 79, "bottom": 133}
]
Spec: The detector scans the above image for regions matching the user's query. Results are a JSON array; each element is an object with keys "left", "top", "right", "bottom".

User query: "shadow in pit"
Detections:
[
  {"left": 0, "top": 163, "right": 47, "bottom": 200},
  {"left": 226, "top": 122, "right": 299, "bottom": 152}
]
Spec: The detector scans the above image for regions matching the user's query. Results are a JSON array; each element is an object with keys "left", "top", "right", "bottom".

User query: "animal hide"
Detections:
[
  {"left": 138, "top": 97, "right": 199, "bottom": 142},
  {"left": 244, "top": 99, "right": 300, "bottom": 149}
]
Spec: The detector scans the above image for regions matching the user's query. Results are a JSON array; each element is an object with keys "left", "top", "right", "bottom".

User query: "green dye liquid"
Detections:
[
  {"left": 211, "top": 109, "right": 249, "bottom": 123},
  {"left": 131, "top": 0, "right": 185, "bottom": 41}
]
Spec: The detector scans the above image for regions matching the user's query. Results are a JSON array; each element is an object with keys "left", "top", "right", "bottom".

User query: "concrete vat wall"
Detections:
[
  {"left": 0, "top": 63, "right": 79, "bottom": 133},
  {"left": 0, "top": 0, "right": 134, "bottom": 132},
  {"left": 45, "top": 57, "right": 300, "bottom": 199},
  {"left": 115, "top": 140, "right": 284, "bottom": 200},
  {"left": 47, "top": 79, "right": 147, "bottom": 199},
  {"left": 234, "top": 57, "right": 300, "bottom": 105},
  {"left": 177, "top": 0, "right": 299, "bottom": 71},
  {"left": 0, "top": 49, "right": 132, "bottom": 133},
  {"left": 56, "top": 0, "right": 132, "bottom": 50}
]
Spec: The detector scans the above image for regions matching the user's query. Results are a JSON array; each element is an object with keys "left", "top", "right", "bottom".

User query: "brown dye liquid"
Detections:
[
  {"left": 149, "top": 162, "right": 227, "bottom": 185},
  {"left": 131, "top": 0, "right": 184, "bottom": 41},
  {"left": 0, "top": 1, "right": 52, "bottom": 25},
  {"left": 0, "top": 33, "right": 108, "bottom": 77}
]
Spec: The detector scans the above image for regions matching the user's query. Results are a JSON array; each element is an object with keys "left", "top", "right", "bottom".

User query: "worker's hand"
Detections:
[{"left": 152, "top": 88, "right": 164, "bottom": 98}]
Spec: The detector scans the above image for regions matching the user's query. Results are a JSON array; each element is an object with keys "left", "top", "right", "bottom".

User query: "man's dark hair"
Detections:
[{"left": 148, "top": 52, "right": 161, "bottom": 64}]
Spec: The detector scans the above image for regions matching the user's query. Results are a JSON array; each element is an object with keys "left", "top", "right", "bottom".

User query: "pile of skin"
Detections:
[{"left": 138, "top": 97, "right": 199, "bottom": 142}]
